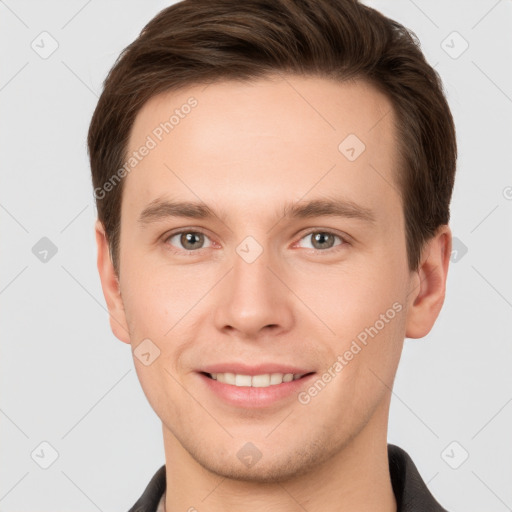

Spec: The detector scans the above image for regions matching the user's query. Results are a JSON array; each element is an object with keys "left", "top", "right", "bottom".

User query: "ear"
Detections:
[
  {"left": 95, "top": 220, "right": 131, "bottom": 344},
  {"left": 405, "top": 225, "right": 452, "bottom": 339}
]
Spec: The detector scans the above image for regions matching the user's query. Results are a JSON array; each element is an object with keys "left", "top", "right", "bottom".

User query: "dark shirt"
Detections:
[{"left": 127, "top": 443, "right": 448, "bottom": 511}]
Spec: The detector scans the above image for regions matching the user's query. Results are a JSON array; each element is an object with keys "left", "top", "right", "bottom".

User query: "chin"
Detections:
[{"left": 188, "top": 439, "right": 333, "bottom": 484}]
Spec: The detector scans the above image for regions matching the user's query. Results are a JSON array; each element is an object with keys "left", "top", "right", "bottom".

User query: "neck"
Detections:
[{"left": 163, "top": 404, "right": 396, "bottom": 512}]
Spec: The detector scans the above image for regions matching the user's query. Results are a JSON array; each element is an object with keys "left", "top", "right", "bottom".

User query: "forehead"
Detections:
[{"left": 122, "top": 74, "right": 401, "bottom": 225}]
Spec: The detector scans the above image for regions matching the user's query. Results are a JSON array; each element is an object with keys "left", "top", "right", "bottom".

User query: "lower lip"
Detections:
[{"left": 198, "top": 372, "right": 316, "bottom": 409}]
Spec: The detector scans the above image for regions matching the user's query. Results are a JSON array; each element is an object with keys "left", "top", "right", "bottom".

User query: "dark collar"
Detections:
[
  {"left": 388, "top": 444, "right": 448, "bottom": 511},
  {"left": 128, "top": 444, "right": 448, "bottom": 512}
]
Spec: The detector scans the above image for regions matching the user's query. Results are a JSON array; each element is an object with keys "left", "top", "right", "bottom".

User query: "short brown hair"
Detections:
[{"left": 88, "top": 0, "right": 457, "bottom": 275}]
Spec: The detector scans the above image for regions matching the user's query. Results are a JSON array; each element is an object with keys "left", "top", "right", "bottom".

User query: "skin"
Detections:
[{"left": 96, "top": 74, "right": 451, "bottom": 512}]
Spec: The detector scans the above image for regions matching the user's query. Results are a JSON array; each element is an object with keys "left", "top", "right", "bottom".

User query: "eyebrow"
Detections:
[{"left": 138, "top": 197, "right": 377, "bottom": 226}]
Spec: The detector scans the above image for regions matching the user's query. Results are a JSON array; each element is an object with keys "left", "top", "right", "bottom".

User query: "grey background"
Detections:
[{"left": 1, "top": 0, "right": 511, "bottom": 510}]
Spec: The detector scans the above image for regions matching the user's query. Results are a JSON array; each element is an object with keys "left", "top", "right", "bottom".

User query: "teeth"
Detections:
[
  {"left": 209, "top": 372, "right": 305, "bottom": 387},
  {"left": 270, "top": 373, "right": 282, "bottom": 385},
  {"left": 252, "top": 374, "right": 270, "bottom": 387},
  {"left": 235, "top": 374, "right": 252, "bottom": 387}
]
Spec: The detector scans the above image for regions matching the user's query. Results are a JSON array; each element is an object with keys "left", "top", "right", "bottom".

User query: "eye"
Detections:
[
  {"left": 296, "top": 230, "right": 346, "bottom": 251},
  {"left": 164, "top": 230, "right": 212, "bottom": 252}
]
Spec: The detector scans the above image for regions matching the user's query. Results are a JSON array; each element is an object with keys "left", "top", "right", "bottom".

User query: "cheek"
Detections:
[
  {"left": 296, "top": 258, "right": 404, "bottom": 334},
  {"left": 307, "top": 255, "right": 407, "bottom": 394},
  {"left": 120, "top": 256, "right": 204, "bottom": 334},
  {"left": 119, "top": 264, "right": 200, "bottom": 418}
]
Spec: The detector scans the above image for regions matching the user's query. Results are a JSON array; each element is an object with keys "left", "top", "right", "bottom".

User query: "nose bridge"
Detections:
[
  {"left": 213, "top": 237, "right": 293, "bottom": 337},
  {"left": 232, "top": 242, "right": 272, "bottom": 298}
]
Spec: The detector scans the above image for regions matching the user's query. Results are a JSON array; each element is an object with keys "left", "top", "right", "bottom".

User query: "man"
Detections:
[{"left": 88, "top": 0, "right": 456, "bottom": 510}]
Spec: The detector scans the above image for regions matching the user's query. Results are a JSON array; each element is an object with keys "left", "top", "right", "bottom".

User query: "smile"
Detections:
[{"left": 205, "top": 372, "right": 311, "bottom": 387}]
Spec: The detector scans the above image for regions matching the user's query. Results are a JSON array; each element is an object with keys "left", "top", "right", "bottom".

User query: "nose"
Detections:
[{"left": 213, "top": 243, "right": 295, "bottom": 340}]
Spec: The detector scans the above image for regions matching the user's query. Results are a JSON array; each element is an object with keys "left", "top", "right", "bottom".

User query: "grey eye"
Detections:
[
  {"left": 298, "top": 232, "right": 343, "bottom": 250},
  {"left": 167, "top": 231, "right": 211, "bottom": 251}
]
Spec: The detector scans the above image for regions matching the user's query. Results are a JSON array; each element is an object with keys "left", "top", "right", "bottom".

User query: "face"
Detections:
[{"left": 97, "top": 74, "right": 449, "bottom": 482}]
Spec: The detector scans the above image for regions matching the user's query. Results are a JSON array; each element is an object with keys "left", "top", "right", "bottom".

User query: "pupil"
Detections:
[
  {"left": 182, "top": 232, "right": 203, "bottom": 249},
  {"left": 313, "top": 232, "right": 333, "bottom": 249}
]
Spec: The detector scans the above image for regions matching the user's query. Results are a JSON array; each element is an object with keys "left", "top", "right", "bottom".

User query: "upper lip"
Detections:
[{"left": 199, "top": 363, "right": 315, "bottom": 376}]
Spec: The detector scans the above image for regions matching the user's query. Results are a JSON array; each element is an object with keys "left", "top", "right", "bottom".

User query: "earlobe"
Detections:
[
  {"left": 405, "top": 225, "right": 452, "bottom": 339},
  {"left": 95, "top": 220, "right": 131, "bottom": 344}
]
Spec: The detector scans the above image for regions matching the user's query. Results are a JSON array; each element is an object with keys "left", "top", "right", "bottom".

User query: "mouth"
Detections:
[
  {"left": 201, "top": 371, "right": 315, "bottom": 388},
  {"left": 196, "top": 363, "right": 317, "bottom": 408},
  {"left": 198, "top": 370, "right": 317, "bottom": 408}
]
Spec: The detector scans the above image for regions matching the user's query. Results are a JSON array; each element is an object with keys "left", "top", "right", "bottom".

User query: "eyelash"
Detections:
[{"left": 162, "top": 228, "right": 348, "bottom": 255}]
